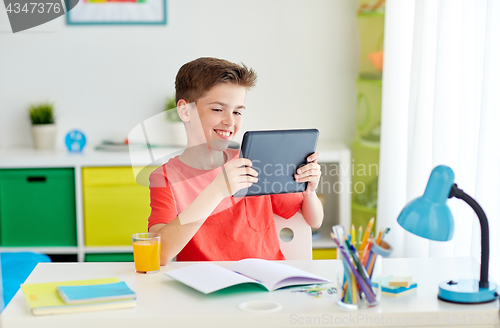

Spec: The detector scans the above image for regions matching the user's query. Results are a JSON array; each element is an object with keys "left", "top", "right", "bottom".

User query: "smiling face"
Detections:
[{"left": 187, "top": 83, "right": 246, "bottom": 151}]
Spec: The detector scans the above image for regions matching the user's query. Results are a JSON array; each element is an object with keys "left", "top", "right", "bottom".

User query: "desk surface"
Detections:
[{"left": 2, "top": 258, "right": 499, "bottom": 328}]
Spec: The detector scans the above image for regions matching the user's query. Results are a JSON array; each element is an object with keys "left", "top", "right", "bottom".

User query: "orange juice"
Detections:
[{"left": 133, "top": 240, "right": 160, "bottom": 273}]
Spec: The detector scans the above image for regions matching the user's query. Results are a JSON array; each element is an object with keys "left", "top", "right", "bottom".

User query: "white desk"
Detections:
[{"left": 2, "top": 258, "right": 498, "bottom": 328}]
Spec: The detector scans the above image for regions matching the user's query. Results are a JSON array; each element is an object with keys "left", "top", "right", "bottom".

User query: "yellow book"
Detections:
[{"left": 21, "top": 278, "right": 136, "bottom": 316}]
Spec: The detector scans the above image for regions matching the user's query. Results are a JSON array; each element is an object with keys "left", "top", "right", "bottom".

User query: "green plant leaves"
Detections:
[{"left": 28, "top": 102, "right": 55, "bottom": 125}]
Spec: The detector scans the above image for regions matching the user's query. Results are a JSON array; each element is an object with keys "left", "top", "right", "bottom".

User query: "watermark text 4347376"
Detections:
[{"left": 3, "top": 0, "right": 79, "bottom": 33}]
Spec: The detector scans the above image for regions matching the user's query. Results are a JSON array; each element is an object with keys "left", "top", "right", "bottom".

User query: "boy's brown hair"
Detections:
[{"left": 175, "top": 57, "right": 257, "bottom": 103}]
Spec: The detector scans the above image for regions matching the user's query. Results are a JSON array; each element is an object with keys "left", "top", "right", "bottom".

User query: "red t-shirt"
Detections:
[{"left": 148, "top": 148, "right": 303, "bottom": 261}]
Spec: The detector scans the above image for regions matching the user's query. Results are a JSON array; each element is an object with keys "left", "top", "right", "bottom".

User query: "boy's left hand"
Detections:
[{"left": 295, "top": 152, "right": 321, "bottom": 193}]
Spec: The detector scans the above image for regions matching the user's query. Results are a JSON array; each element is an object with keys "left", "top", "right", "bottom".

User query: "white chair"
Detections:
[
  {"left": 274, "top": 211, "right": 312, "bottom": 260},
  {"left": 169, "top": 212, "right": 312, "bottom": 262}
]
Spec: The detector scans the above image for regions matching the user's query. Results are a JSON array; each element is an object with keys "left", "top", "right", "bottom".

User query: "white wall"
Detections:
[{"left": 0, "top": 0, "right": 359, "bottom": 149}]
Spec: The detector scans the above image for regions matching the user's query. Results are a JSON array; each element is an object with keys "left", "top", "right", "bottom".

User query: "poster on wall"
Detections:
[{"left": 66, "top": 0, "right": 167, "bottom": 25}]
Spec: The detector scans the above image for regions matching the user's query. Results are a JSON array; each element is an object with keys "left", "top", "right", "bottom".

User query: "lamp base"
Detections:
[{"left": 438, "top": 279, "right": 498, "bottom": 304}]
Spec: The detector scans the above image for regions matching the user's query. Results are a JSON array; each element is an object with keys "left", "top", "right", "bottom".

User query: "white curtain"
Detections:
[{"left": 378, "top": 0, "right": 500, "bottom": 281}]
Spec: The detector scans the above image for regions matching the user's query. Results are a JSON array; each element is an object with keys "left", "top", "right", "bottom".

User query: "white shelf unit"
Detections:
[{"left": 0, "top": 141, "right": 350, "bottom": 261}]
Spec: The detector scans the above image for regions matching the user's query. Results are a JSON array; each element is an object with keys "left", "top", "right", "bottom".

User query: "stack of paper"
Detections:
[
  {"left": 376, "top": 276, "right": 417, "bottom": 297},
  {"left": 21, "top": 278, "right": 136, "bottom": 316}
]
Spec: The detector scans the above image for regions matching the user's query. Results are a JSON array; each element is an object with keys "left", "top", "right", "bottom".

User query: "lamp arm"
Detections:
[{"left": 449, "top": 184, "right": 490, "bottom": 288}]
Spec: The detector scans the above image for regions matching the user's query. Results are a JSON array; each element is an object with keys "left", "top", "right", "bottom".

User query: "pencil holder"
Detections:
[{"left": 333, "top": 226, "right": 381, "bottom": 309}]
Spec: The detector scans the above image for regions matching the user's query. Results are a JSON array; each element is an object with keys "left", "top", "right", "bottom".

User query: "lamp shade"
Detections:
[{"left": 397, "top": 166, "right": 455, "bottom": 241}]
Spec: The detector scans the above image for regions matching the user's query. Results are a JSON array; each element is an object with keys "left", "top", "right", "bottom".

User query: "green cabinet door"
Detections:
[{"left": 0, "top": 168, "right": 77, "bottom": 246}]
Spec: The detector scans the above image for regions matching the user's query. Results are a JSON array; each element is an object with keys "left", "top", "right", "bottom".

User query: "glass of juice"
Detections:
[{"left": 132, "top": 233, "right": 161, "bottom": 274}]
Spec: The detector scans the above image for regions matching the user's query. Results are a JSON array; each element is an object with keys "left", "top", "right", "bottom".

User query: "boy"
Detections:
[{"left": 148, "top": 57, "right": 323, "bottom": 265}]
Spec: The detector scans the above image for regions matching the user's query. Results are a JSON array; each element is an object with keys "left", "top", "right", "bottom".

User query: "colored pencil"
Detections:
[
  {"left": 330, "top": 233, "right": 376, "bottom": 303},
  {"left": 341, "top": 256, "right": 351, "bottom": 303},
  {"left": 382, "top": 228, "right": 390, "bottom": 241},
  {"left": 358, "top": 217, "right": 374, "bottom": 254},
  {"left": 351, "top": 224, "right": 356, "bottom": 247},
  {"left": 362, "top": 239, "right": 373, "bottom": 267},
  {"left": 344, "top": 239, "right": 375, "bottom": 291},
  {"left": 350, "top": 271, "right": 357, "bottom": 304},
  {"left": 368, "top": 253, "right": 377, "bottom": 278},
  {"left": 356, "top": 226, "right": 362, "bottom": 250}
]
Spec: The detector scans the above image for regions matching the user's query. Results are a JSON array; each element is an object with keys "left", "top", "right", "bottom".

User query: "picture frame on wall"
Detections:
[{"left": 66, "top": 0, "right": 167, "bottom": 25}]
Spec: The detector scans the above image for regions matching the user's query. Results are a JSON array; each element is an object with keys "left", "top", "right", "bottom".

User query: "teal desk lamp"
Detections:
[{"left": 397, "top": 165, "right": 498, "bottom": 303}]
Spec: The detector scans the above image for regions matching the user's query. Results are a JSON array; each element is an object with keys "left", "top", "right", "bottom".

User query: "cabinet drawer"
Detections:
[
  {"left": 82, "top": 167, "right": 150, "bottom": 246},
  {"left": 83, "top": 167, "right": 138, "bottom": 187},
  {"left": 312, "top": 248, "right": 337, "bottom": 260},
  {"left": 85, "top": 253, "right": 134, "bottom": 262},
  {"left": 0, "top": 168, "right": 77, "bottom": 246}
]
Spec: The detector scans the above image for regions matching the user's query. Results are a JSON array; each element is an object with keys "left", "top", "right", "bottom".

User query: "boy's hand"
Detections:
[
  {"left": 212, "top": 158, "right": 258, "bottom": 198},
  {"left": 295, "top": 152, "right": 321, "bottom": 194}
]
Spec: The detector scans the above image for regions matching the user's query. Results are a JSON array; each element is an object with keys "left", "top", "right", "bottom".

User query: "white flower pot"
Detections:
[
  {"left": 167, "top": 122, "right": 187, "bottom": 147},
  {"left": 31, "top": 124, "right": 57, "bottom": 150}
]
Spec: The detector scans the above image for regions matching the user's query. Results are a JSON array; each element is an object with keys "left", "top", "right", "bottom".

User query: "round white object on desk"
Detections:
[{"left": 238, "top": 300, "right": 282, "bottom": 313}]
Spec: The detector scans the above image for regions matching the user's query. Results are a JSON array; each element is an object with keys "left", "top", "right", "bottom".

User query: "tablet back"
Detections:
[{"left": 235, "top": 129, "right": 319, "bottom": 197}]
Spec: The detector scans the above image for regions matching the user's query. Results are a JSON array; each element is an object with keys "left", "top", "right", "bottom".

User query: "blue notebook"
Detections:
[{"left": 57, "top": 281, "right": 136, "bottom": 304}]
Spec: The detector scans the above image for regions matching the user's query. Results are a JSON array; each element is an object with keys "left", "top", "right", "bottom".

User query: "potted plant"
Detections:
[
  {"left": 28, "top": 102, "right": 57, "bottom": 150},
  {"left": 164, "top": 96, "right": 187, "bottom": 147}
]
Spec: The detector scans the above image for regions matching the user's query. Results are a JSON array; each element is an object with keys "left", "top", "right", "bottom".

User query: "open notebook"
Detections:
[{"left": 165, "top": 258, "right": 330, "bottom": 294}]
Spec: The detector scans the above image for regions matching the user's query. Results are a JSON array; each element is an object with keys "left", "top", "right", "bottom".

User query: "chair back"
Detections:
[
  {"left": 0, "top": 252, "right": 51, "bottom": 310},
  {"left": 274, "top": 211, "right": 312, "bottom": 260}
]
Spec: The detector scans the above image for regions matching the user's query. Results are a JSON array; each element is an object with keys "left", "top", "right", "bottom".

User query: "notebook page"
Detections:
[
  {"left": 229, "top": 258, "right": 329, "bottom": 291},
  {"left": 165, "top": 263, "right": 259, "bottom": 294}
]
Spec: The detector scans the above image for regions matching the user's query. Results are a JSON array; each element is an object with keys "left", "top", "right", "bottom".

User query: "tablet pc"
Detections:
[{"left": 234, "top": 129, "right": 319, "bottom": 197}]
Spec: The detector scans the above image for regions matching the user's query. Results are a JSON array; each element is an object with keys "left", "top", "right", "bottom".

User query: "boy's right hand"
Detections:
[{"left": 212, "top": 158, "right": 258, "bottom": 198}]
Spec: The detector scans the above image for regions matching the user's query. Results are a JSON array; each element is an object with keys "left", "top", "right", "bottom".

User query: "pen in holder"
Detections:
[{"left": 332, "top": 225, "right": 382, "bottom": 309}]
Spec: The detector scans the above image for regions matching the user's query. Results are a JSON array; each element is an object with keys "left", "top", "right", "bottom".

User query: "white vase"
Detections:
[
  {"left": 167, "top": 122, "right": 187, "bottom": 147},
  {"left": 31, "top": 124, "right": 57, "bottom": 150}
]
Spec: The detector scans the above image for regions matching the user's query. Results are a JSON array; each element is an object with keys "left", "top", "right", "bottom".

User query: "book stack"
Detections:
[
  {"left": 21, "top": 278, "right": 136, "bottom": 316},
  {"left": 377, "top": 275, "right": 417, "bottom": 297}
]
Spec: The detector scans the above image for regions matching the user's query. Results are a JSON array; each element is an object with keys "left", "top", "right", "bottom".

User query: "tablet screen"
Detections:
[{"left": 234, "top": 129, "right": 319, "bottom": 197}]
